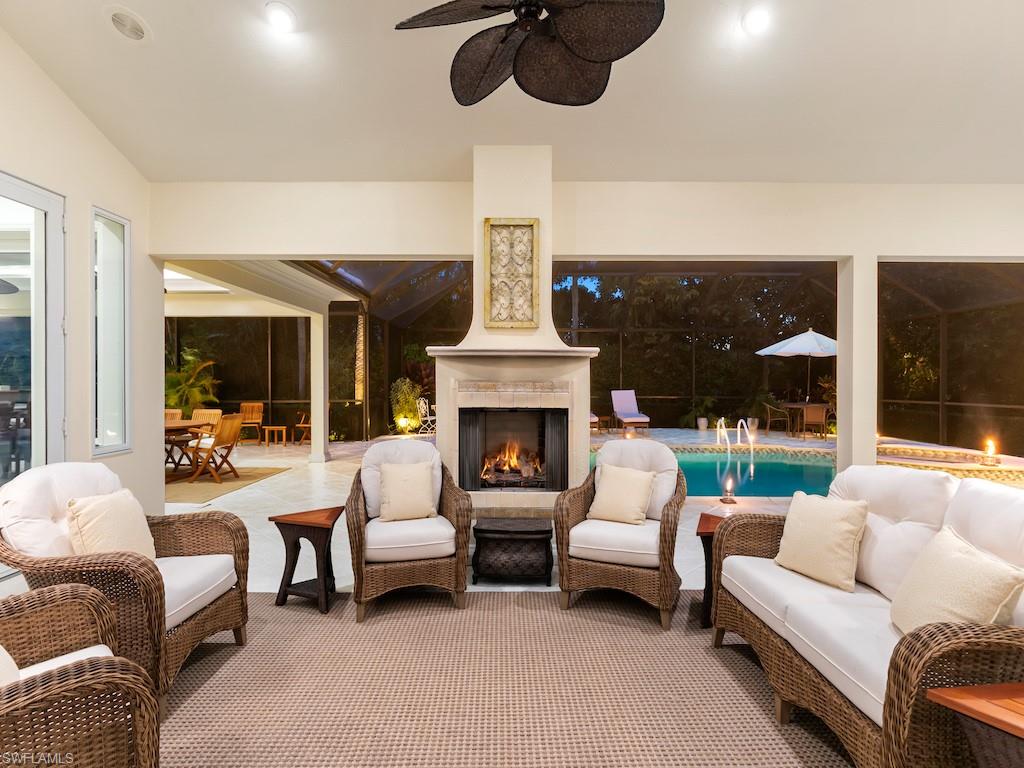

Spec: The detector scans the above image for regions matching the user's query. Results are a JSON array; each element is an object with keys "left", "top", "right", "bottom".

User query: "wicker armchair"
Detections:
[
  {"left": 0, "top": 584, "right": 159, "bottom": 767},
  {"left": 345, "top": 441, "right": 471, "bottom": 622},
  {"left": 711, "top": 513, "right": 1024, "bottom": 768},
  {"left": 554, "top": 439, "right": 686, "bottom": 629},
  {"left": 0, "top": 464, "right": 249, "bottom": 705}
]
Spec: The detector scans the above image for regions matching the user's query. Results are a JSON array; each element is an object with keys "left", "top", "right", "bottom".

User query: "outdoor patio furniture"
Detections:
[
  {"left": 189, "top": 408, "right": 222, "bottom": 439},
  {"left": 711, "top": 465, "right": 1024, "bottom": 768},
  {"left": 0, "top": 462, "right": 249, "bottom": 705},
  {"left": 763, "top": 402, "right": 791, "bottom": 435},
  {"left": 262, "top": 425, "right": 288, "bottom": 446},
  {"left": 801, "top": 403, "right": 829, "bottom": 438},
  {"left": 188, "top": 413, "right": 244, "bottom": 483},
  {"left": 417, "top": 396, "right": 437, "bottom": 434},
  {"left": 611, "top": 389, "right": 651, "bottom": 432},
  {"left": 345, "top": 440, "right": 471, "bottom": 622},
  {"left": 472, "top": 518, "right": 553, "bottom": 586},
  {"left": 270, "top": 507, "right": 344, "bottom": 614},
  {"left": 0, "top": 584, "right": 159, "bottom": 768},
  {"left": 164, "top": 408, "right": 182, "bottom": 422},
  {"left": 555, "top": 439, "right": 686, "bottom": 629},
  {"left": 294, "top": 410, "right": 311, "bottom": 445},
  {"left": 164, "top": 417, "right": 215, "bottom": 476},
  {"left": 238, "top": 401, "right": 264, "bottom": 445}
]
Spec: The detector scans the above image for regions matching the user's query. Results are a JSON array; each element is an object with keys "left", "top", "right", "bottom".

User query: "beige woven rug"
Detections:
[
  {"left": 164, "top": 467, "right": 289, "bottom": 503},
  {"left": 163, "top": 591, "right": 851, "bottom": 767}
]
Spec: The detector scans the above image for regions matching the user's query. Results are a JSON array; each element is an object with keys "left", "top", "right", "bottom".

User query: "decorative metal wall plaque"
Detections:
[{"left": 483, "top": 218, "right": 540, "bottom": 329}]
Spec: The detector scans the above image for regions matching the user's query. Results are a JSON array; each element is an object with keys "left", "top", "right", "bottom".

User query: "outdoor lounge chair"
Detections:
[
  {"left": 0, "top": 463, "right": 249, "bottom": 706},
  {"left": 611, "top": 390, "right": 650, "bottom": 432},
  {"left": 0, "top": 584, "right": 159, "bottom": 767},
  {"left": 345, "top": 440, "right": 471, "bottom": 622},
  {"left": 555, "top": 439, "right": 686, "bottom": 629},
  {"left": 186, "top": 412, "right": 243, "bottom": 483}
]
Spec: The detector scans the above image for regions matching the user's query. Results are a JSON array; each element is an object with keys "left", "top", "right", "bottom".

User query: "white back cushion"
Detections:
[
  {"left": 361, "top": 440, "right": 442, "bottom": 519},
  {"left": 0, "top": 463, "right": 122, "bottom": 557},
  {"left": 944, "top": 479, "right": 1024, "bottom": 625},
  {"left": 595, "top": 439, "right": 677, "bottom": 520},
  {"left": 829, "top": 465, "right": 959, "bottom": 599}
]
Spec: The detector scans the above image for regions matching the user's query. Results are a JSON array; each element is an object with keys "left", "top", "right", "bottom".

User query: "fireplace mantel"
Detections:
[{"left": 426, "top": 346, "right": 599, "bottom": 359}]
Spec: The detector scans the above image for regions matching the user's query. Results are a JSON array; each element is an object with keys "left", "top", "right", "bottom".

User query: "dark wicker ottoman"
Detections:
[{"left": 472, "top": 518, "right": 553, "bottom": 585}]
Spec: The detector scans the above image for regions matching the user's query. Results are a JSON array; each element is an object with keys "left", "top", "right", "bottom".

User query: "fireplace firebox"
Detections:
[{"left": 458, "top": 408, "right": 568, "bottom": 492}]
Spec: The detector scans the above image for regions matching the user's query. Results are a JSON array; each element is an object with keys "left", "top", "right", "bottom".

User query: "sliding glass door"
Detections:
[{"left": 0, "top": 171, "right": 64, "bottom": 487}]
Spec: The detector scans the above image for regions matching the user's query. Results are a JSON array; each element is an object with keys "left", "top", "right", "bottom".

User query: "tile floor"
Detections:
[{"left": 165, "top": 432, "right": 790, "bottom": 596}]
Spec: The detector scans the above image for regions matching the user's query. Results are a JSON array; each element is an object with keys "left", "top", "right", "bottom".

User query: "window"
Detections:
[{"left": 93, "top": 209, "right": 129, "bottom": 454}]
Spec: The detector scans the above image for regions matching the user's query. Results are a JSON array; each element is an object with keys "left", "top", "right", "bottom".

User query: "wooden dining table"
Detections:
[
  {"left": 780, "top": 402, "right": 828, "bottom": 436},
  {"left": 164, "top": 420, "right": 213, "bottom": 483}
]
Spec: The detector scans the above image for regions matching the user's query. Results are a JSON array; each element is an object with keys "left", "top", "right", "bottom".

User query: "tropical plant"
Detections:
[
  {"left": 165, "top": 348, "right": 219, "bottom": 417},
  {"left": 817, "top": 375, "right": 837, "bottom": 411},
  {"left": 680, "top": 395, "right": 716, "bottom": 428},
  {"left": 389, "top": 377, "right": 422, "bottom": 433},
  {"left": 745, "top": 388, "right": 779, "bottom": 418}
]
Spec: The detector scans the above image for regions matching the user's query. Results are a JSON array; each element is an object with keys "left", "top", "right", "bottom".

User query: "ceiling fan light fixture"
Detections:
[
  {"left": 110, "top": 9, "right": 146, "bottom": 41},
  {"left": 265, "top": 1, "right": 297, "bottom": 33}
]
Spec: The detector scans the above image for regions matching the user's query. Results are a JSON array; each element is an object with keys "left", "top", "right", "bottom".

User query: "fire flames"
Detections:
[{"left": 481, "top": 440, "right": 543, "bottom": 480}]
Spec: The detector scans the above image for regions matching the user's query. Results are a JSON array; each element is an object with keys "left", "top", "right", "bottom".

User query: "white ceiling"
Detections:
[{"left": 1, "top": 0, "right": 1022, "bottom": 182}]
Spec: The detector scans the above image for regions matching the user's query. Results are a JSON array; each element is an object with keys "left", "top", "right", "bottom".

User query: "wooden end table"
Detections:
[
  {"left": 472, "top": 518, "right": 553, "bottom": 585},
  {"left": 696, "top": 512, "right": 726, "bottom": 628},
  {"left": 262, "top": 425, "right": 288, "bottom": 446},
  {"left": 269, "top": 507, "right": 343, "bottom": 614},
  {"left": 927, "top": 683, "right": 1024, "bottom": 767}
]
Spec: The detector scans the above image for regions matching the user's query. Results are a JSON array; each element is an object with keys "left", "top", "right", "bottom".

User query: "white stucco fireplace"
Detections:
[{"left": 428, "top": 145, "right": 598, "bottom": 512}]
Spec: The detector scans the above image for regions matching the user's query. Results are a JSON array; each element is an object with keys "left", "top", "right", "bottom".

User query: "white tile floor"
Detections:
[{"left": 165, "top": 434, "right": 790, "bottom": 596}]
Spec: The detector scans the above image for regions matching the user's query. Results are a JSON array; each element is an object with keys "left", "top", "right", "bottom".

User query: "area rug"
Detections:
[
  {"left": 164, "top": 467, "right": 289, "bottom": 504},
  {"left": 162, "top": 591, "right": 851, "bottom": 767}
]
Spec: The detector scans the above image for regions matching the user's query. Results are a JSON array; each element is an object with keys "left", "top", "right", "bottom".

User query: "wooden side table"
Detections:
[
  {"left": 927, "top": 683, "right": 1024, "bottom": 767},
  {"left": 473, "top": 518, "right": 553, "bottom": 585},
  {"left": 262, "top": 425, "right": 288, "bottom": 446},
  {"left": 696, "top": 512, "right": 726, "bottom": 628},
  {"left": 269, "top": 507, "right": 344, "bottom": 614}
]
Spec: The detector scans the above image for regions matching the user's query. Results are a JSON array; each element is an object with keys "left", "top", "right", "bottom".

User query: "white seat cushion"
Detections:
[
  {"left": 829, "top": 465, "right": 959, "bottom": 599},
  {"left": 0, "top": 463, "right": 121, "bottom": 557},
  {"left": 786, "top": 600, "right": 901, "bottom": 727},
  {"left": 568, "top": 518, "right": 660, "bottom": 568},
  {"left": 365, "top": 516, "right": 455, "bottom": 563},
  {"left": 944, "top": 478, "right": 1024, "bottom": 625},
  {"left": 156, "top": 554, "right": 237, "bottom": 629},
  {"left": 617, "top": 413, "right": 650, "bottom": 424},
  {"left": 18, "top": 644, "right": 114, "bottom": 681},
  {"left": 595, "top": 439, "right": 677, "bottom": 520},
  {"left": 721, "top": 555, "right": 889, "bottom": 638},
  {"left": 361, "top": 440, "right": 442, "bottom": 519}
]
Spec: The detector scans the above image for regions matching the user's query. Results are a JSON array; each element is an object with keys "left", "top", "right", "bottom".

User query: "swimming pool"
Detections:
[{"left": 592, "top": 450, "right": 836, "bottom": 497}]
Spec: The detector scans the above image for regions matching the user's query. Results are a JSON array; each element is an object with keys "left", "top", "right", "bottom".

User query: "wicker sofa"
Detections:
[
  {"left": 0, "top": 584, "right": 158, "bottom": 767},
  {"left": 712, "top": 465, "right": 1024, "bottom": 768},
  {"left": 0, "top": 463, "right": 249, "bottom": 704},
  {"left": 346, "top": 440, "right": 472, "bottom": 622},
  {"left": 555, "top": 439, "right": 686, "bottom": 628}
]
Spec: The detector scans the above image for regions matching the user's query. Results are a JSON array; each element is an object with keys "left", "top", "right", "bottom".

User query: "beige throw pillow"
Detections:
[
  {"left": 379, "top": 462, "right": 437, "bottom": 522},
  {"left": 0, "top": 643, "right": 17, "bottom": 686},
  {"left": 775, "top": 491, "right": 869, "bottom": 592},
  {"left": 67, "top": 489, "right": 156, "bottom": 560},
  {"left": 891, "top": 526, "right": 1024, "bottom": 634},
  {"left": 588, "top": 463, "right": 656, "bottom": 525}
]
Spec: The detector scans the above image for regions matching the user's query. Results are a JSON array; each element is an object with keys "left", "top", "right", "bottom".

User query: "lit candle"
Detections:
[
  {"left": 986, "top": 438, "right": 996, "bottom": 456},
  {"left": 982, "top": 438, "right": 1001, "bottom": 466},
  {"left": 721, "top": 475, "right": 737, "bottom": 504}
]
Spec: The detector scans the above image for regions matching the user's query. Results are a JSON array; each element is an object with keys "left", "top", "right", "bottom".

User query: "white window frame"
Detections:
[
  {"left": 91, "top": 206, "right": 131, "bottom": 456},
  {"left": 0, "top": 170, "right": 65, "bottom": 464}
]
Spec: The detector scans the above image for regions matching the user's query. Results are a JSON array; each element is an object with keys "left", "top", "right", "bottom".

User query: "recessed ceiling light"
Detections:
[
  {"left": 111, "top": 10, "right": 146, "bottom": 41},
  {"left": 265, "top": 2, "right": 297, "bottom": 33},
  {"left": 741, "top": 6, "right": 772, "bottom": 37}
]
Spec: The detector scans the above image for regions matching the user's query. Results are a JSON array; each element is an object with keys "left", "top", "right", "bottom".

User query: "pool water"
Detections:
[{"left": 591, "top": 451, "right": 835, "bottom": 497}]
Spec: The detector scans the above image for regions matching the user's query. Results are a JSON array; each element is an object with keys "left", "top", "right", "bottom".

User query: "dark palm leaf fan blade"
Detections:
[
  {"left": 513, "top": 29, "right": 611, "bottom": 106},
  {"left": 451, "top": 24, "right": 528, "bottom": 105},
  {"left": 550, "top": 0, "right": 664, "bottom": 63},
  {"left": 396, "top": 0, "right": 512, "bottom": 30}
]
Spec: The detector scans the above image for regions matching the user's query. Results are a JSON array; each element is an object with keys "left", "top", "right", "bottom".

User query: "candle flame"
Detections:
[{"left": 985, "top": 438, "right": 997, "bottom": 457}]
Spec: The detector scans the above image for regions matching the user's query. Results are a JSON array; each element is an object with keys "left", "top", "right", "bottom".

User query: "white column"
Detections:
[
  {"left": 309, "top": 311, "right": 329, "bottom": 463},
  {"left": 836, "top": 253, "right": 878, "bottom": 469}
]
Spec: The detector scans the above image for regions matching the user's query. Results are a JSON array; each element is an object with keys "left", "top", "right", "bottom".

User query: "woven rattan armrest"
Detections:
[
  {"left": 345, "top": 470, "right": 368, "bottom": 564},
  {"left": 147, "top": 511, "right": 249, "bottom": 591},
  {"left": 657, "top": 471, "right": 687, "bottom": 567},
  {"left": 0, "top": 656, "right": 159, "bottom": 767},
  {"left": 884, "top": 621, "right": 1024, "bottom": 764},
  {"left": 0, "top": 585, "right": 117, "bottom": 669},
  {"left": 554, "top": 470, "right": 596, "bottom": 534},
  {"left": 438, "top": 465, "right": 471, "bottom": 538},
  {"left": 710, "top": 513, "right": 786, "bottom": 626}
]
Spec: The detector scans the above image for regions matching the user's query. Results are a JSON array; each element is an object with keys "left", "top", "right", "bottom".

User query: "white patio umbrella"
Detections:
[{"left": 756, "top": 328, "right": 837, "bottom": 397}]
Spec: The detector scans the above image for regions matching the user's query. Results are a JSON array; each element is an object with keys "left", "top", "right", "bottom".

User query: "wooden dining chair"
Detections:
[
  {"left": 238, "top": 402, "right": 264, "bottom": 445},
  {"left": 294, "top": 411, "right": 311, "bottom": 445},
  {"left": 164, "top": 409, "right": 182, "bottom": 422},
  {"left": 187, "top": 414, "right": 243, "bottom": 483},
  {"left": 188, "top": 408, "right": 222, "bottom": 440},
  {"left": 802, "top": 404, "right": 829, "bottom": 439}
]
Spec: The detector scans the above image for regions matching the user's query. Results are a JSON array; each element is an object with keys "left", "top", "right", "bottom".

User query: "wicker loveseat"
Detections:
[
  {"left": 0, "top": 463, "right": 249, "bottom": 705},
  {"left": 555, "top": 439, "right": 686, "bottom": 629},
  {"left": 712, "top": 465, "right": 1024, "bottom": 768},
  {"left": 0, "top": 584, "right": 158, "bottom": 767},
  {"left": 346, "top": 440, "right": 472, "bottom": 622}
]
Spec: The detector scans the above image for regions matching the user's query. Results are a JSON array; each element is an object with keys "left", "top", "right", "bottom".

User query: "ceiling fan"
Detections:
[{"left": 396, "top": 0, "right": 665, "bottom": 106}]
